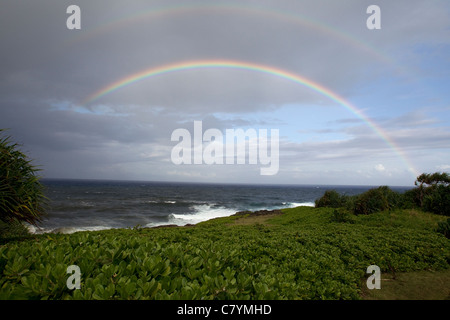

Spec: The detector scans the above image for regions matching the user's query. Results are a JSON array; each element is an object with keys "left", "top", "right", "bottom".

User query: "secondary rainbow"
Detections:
[
  {"left": 69, "top": 3, "right": 392, "bottom": 66},
  {"left": 83, "top": 59, "right": 418, "bottom": 177}
]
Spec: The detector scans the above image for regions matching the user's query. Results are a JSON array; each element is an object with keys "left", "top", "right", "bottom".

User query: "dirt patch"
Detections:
[{"left": 230, "top": 209, "right": 283, "bottom": 226}]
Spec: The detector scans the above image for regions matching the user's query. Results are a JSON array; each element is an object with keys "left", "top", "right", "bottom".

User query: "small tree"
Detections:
[
  {"left": 0, "top": 130, "right": 47, "bottom": 226},
  {"left": 414, "top": 172, "right": 450, "bottom": 216},
  {"left": 415, "top": 172, "right": 450, "bottom": 207}
]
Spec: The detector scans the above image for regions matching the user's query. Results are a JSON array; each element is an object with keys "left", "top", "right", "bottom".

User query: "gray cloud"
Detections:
[{"left": 1, "top": 0, "right": 449, "bottom": 185}]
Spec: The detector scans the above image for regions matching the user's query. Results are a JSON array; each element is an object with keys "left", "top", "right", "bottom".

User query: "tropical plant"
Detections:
[{"left": 0, "top": 129, "right": 47, "bottom": 226}]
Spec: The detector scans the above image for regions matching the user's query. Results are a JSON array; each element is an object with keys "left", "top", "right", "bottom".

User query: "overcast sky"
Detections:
[{"left": 1, "top": 0, "right": 449, "bottom": 186}]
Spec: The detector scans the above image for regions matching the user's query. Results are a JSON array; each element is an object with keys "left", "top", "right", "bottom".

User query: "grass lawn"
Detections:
[{"left": 360, "top": 269, "right": 450, "bottom": 300}]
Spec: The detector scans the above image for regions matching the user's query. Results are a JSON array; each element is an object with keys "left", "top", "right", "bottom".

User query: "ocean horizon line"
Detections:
[{"left": 40, "top": 177, "right": 414, "bottom": 189}]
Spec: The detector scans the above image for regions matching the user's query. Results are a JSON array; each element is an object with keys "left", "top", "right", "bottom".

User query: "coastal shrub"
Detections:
[
  {"left": 0, "top": 130, "right": 47, "bottom": 229},
  {"left": 437, "top": 218, "right": 450, "bottom": 239},
  {"left": 316, "top": 186, "right": 403, "bottom": 215},
  {"left": 314, "top": 173, "right": 450, "bottom": 216},
  {"left": 400, "top": 188, "right": 421, "bottom": 209},
  {"left": 315, "top": 190, "right": 347, "bottom": 208},
  {"left": 422, "top": 185, "right": 450, "bottom": 216},
  {"left": 353, "top": 186, "right": 400, "bottom": 215}
]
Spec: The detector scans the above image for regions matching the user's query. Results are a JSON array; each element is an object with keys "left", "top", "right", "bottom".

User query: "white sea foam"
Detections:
[
  {"left": 26, "top": 224, "right": 111, "bottom": 234},
  {"left": 163, "top": 202, "right": 315, "bottom": 227},
  {"left": 285, "top": 202, "right": 315, "bottom": 208},
  {"left": 169, "top": 204, "right": 236, "bottom": 225},
  {"left": 26, "top": 202, "right": 315, "bottom": 234}
]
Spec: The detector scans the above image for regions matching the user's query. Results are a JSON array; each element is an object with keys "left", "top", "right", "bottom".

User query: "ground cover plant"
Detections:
[{"left": 0, "top": 206, "right": 449, "bottom": 300}]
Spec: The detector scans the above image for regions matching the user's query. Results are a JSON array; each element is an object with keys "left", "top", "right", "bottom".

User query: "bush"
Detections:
[
  {"left": 437, "top": 218, "right": 450, "bottom": 239},
  {"left": 353, "top": 186, "right": 401, "bottom": 215},
  {"left": 314, "top": 173, "right": 450, "bottom": 217},
  {"left": 400, "top": 188, "right": 421, "bottom": 209},
  {"left": 315, "top": 190, "right": 346, "bottom": 208},
  {"left": 0, "top": 130, "right": 47, "bottom": 228},
  {"left": 422, "top": 185, "right": 450, "bottom": 216}
]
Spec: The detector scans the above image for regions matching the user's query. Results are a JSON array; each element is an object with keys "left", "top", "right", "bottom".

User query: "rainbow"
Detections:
[
  {"left": 69, "top": 3, "right": 392, "bottom": 66},
  {"left": 83, "top": 59, "right": 419, "bottom": 177}
]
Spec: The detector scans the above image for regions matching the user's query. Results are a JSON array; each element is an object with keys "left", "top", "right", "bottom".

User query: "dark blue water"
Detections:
[{"left": 30, "top": 179, "right": 411, "bottom": 234}]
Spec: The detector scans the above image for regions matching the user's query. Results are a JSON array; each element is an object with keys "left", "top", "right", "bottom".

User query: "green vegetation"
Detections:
[
  {"left": 0, "top": 130, "right": 47, "bottom": 229},
  {"left": 0, "top": 220, "right": 31, "bottom": 244},
  {"left": 437, "top": 218, "right": 450, "bottom": 239},
  {"left": 0, "top": 155, "right": 448, "bottom": 300},
  {"left": 314, "top": 190, "right": 346, "bottom": 208},
  {"left": 361, "top": 269, "right": 450, "bottom": 300},
  {"left": 415, "top": 172, "right": 450, "bottom": 216},
  {"left": 315, "top": 172, "right": 450, "bottom": 217},
  {"left": 0, "top": 206, "right": 448, "bottom": 300}
]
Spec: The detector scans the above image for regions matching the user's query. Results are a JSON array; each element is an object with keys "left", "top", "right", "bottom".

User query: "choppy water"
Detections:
[{"left": 29, "top": 179, "right": 409, "bottom": 234}]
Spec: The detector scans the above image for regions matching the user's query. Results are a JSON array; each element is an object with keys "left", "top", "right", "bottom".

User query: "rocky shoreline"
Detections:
[{"left": 232, "top": 209, "right": 283, "bottom": 217}]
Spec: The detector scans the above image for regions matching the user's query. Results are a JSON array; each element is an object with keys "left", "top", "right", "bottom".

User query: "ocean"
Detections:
[{"left": 29, "top": 179, "right": 411, "bottom": 234}]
